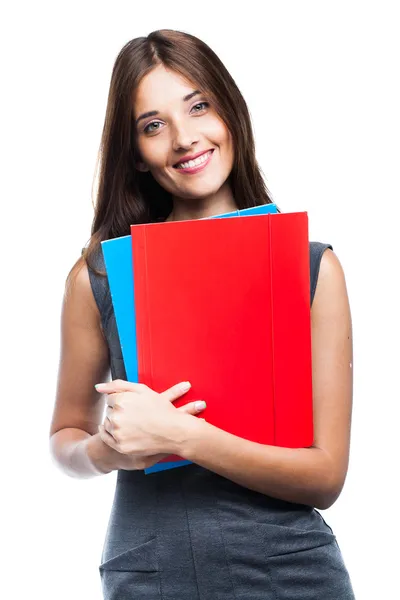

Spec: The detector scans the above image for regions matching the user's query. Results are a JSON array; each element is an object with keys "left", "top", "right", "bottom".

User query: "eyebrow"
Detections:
[{"left": 135, "top": 90, "right": 202, "bottom": 126}]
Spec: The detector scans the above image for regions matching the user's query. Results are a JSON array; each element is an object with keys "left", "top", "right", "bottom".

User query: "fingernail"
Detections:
[
  {"left": 95, "top": 383, "right": 105, "bottom": 389},
  {"left": 181, "top": 381, "right": 191, "bottom": 392},
  {"left": 195, "top": 401, "right": 206, "bottom": 412}
]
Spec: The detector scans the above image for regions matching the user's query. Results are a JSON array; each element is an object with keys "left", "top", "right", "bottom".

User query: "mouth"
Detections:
[{"left": 173, "top": 149, "right": 214, "bottom": 174}]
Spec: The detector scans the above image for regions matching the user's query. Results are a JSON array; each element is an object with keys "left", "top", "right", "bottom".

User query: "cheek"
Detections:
[
  {"left": 226, "top": 130, "right": 234, "bottom": 158},
  {"left": 209, "top": 120, "right": 234, "bottom": 160},
  {"left": 219, "top": 127, "right": 235, "bottom": 168},
  {"left": 204, "top": 118, "right": 230, "bottom": 146},
  {"left": 137, "top": 138, "right": 168, "bottom": 168}
]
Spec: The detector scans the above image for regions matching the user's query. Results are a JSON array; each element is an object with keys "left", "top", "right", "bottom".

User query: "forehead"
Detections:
[{"left": 133, "top": 65, "right": 197, "bottom": 116}]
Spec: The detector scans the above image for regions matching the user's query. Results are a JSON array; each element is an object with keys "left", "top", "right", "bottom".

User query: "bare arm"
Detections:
[
  {"left": 49, "top": 257, "right": 122, "bottom": 478},
  {"left": 174, "top": 249, "right": 353, "bottom": 509}
]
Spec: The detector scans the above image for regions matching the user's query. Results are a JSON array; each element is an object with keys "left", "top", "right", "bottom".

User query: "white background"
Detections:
[{"left": 2, "top": 1, "right": 399, "bottom": 598}]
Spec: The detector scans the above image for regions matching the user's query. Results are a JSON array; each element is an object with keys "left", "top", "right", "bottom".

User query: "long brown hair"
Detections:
[{"left": 80, "top": 29, "right": 273, "bottom": 277}]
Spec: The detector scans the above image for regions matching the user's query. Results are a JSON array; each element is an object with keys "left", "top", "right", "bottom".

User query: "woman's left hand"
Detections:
[{"left": 95, "top": 379, "right": 205, "bottom": 458}]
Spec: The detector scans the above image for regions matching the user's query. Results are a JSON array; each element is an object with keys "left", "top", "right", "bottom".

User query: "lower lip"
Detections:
[{"left": 174, "top": 151, "right": 214, "bottom": 174}]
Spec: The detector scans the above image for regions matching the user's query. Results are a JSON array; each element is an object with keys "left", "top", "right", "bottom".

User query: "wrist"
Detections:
[
  {"left": 83, "top": 433, "right": 118, "bottom": 475},
  {"left": 171, "top": 413, "right": 208, "bottom": 459}
]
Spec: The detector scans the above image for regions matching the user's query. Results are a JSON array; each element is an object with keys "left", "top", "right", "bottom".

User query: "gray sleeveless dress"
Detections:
[{"left": 88, "top": 241, "right": 356, "bottom": 600}]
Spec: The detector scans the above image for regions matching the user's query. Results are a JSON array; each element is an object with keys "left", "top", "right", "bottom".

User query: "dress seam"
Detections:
[
  {"left": 264, "top": 560, "right": 279, "bottom": 600},
  {"left": 180, "top": 478, "right": 201, "bottom": 600},
  {"left": 156, "top": 474, "right": 165, "bottom": 600},
  {"left": 213, "top": 489, "right": 238, "bottom": 600}
]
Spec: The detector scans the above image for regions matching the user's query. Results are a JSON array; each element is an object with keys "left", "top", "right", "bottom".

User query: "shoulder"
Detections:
[
  {"left": 65, "top": 256, "right": 91, "bottom": 298},
  {"left": 312, "top": 248, "right": 350, "bottom": 320},
  {"left": 317, "top": 248, "right": 346, "bottom": 292},
  {"left": 63, "top": 256, "right": 101, "bottom": 326}
]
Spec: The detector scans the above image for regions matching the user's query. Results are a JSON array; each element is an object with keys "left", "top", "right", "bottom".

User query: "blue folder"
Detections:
[{"left": 101, "top": 202, "right": 279, "bottom": 473}]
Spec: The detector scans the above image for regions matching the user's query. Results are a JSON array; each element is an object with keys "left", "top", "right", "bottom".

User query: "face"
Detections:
[{"left": 133, "top": 64, "right": 235, "bottom": 202}]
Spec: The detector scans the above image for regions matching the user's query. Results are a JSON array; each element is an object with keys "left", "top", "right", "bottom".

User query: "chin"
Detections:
[
  {"left": 181, "top": 189, "right": 223, "bottom": 202},
  {"left": 183, "top": 177, "right": 228, "bottom": 198}
]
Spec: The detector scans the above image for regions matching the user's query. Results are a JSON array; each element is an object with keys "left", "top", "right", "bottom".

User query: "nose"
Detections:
[{"left": 171, "top": 119, "right": 199, "bottom": 152}]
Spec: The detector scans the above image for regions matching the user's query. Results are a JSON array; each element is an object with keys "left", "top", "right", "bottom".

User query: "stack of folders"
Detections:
[{"left": 101, "top": 204, "right": 313, "bottom": 474}]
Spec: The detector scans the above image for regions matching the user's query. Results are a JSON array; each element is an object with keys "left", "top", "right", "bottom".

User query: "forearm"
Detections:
[
  {"left": 176, "top": 418, "right": 338, "bottom": 509},
  {"left": 49, "top": 428, "right": 116, "bottom": 479}
]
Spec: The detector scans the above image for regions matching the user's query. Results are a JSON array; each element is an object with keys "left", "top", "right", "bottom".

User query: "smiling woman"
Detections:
[
  {"left": 78, "top": 28, "right": 273, "bottom": 266},
  {"left": 49, "top": 28, "right": 355, "bottom": 600}
]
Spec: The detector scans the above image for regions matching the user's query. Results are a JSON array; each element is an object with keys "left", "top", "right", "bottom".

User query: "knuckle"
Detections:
[
  {"left": 112, "top": 430, "right": 123, "bottom": 445},
  {"left": 110, "top": 414, "right": 119, "bottom": 428}
]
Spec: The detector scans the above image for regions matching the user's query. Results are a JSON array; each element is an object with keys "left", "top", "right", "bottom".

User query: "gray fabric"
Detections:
[
  {"left": 87, "top": 240, "right": 355, "bottom": 599},
  {"left": 309, "top": 241, "right": 333, "bottom": 305},
  {"left": 86, "top": 249, "right": 127, "bottom": 382}
]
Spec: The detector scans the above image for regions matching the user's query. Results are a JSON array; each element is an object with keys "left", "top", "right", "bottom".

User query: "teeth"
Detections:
[{"left": 176, "top": 151, "right": 212, "bottom": 169}]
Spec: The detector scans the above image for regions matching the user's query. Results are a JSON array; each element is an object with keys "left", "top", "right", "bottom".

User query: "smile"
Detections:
[{"left": 173, "top": 150, "right": 214, "bottom": 174}]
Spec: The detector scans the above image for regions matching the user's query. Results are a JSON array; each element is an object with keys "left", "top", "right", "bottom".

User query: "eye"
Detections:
[
  {"left": 143, "top": 121, "right": 163, "bottom": 134},
  {"left": 142, "top": 102, "right": 209, "bottom": 135},
  {"left": 191, "top": 101, "right": 209, "bottom": 113}
]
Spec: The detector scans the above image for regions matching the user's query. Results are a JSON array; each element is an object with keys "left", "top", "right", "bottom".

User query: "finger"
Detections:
[
  {"left": 98, "top": 424, "right": 120, "bottom": 451},
  {"left": 103, "top": 415, "right": 114, "bottom": 436},
  {"left": 105, "top": 392, "right": 121, "bottom": 409},
  {"left": 95, "top": 380, "right": 146, "bottom": 394},
  {"left": 160, "top": 381, "right": 192, "bottom": 403},
  {"left": 177, "top": 401, "right": 206, "bottom": 415}
]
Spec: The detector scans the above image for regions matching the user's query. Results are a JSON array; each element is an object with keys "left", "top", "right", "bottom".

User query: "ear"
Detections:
[{"left": 135, "top": 160, "right": 150, "bottom": 173}]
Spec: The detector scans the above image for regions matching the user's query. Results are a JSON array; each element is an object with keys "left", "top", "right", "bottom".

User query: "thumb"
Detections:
[
  {"left": 160, "top": 381, "right": 192, "bottom": 402},
  {"left": 177, "top": 401, "right": 207, "bottom": 416}
]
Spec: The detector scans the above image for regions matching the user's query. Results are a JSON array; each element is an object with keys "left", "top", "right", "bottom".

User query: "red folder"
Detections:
[{"left": 130, "top": 212, "right": 313, "bottom": 463}]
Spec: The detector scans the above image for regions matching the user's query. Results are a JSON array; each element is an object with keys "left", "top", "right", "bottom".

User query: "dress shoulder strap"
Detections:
[
  {"left": 85, "top": 246, "right": 126, "bottom": 380},
  {"left": 309, "top": 241, "right": 333, "bottom": 306},
  {"left": 84, "top": 246, "right": 113, "bottom": 332}
]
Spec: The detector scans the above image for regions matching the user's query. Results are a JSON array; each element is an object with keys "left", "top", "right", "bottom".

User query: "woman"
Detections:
[{"left": 49, "top": 29, "right": 355, "bottom": 599}]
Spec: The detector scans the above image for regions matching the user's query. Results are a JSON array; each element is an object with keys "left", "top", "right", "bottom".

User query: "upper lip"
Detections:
[{"left": 173, "top": 149, "right": 213, "bottom": 167}]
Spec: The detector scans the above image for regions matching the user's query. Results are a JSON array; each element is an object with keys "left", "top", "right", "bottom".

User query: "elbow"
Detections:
[
  {"left": 314, "top": 473, "right": 346, "bottom": 511},
  {"left": 314, "top": 492, "right": 339, "bottom": 511},
  {"left": 311, "top": 450, "right": 348, "bottom": 510}
]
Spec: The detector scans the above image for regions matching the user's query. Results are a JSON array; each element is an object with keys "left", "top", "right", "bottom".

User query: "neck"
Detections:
[{"left": 166, "top": 182, "right": 237, "bottom": 222}]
